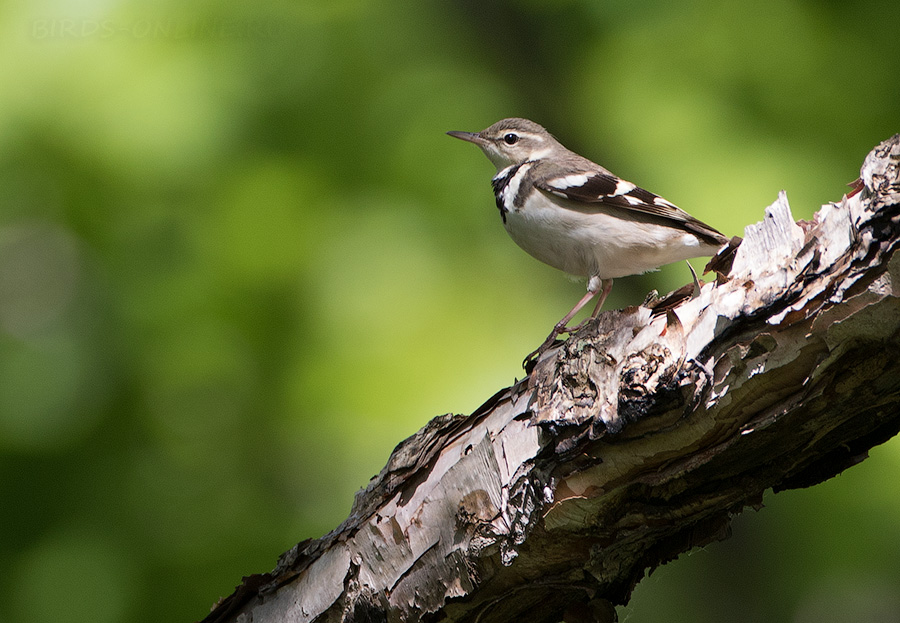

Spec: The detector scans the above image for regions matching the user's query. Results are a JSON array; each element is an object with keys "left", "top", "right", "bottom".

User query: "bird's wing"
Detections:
[{"left": 536, "top": 171, "right": 726, "bottom": 244}]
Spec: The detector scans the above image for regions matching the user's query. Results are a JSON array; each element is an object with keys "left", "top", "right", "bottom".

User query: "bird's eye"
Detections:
[{"left": 503, "top": 133, "right": 519, "bottom": 145}]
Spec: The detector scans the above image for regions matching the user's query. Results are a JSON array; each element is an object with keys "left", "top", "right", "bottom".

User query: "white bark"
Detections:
[{"left": 202, "top": 134, "right": 900, "bottom": 623}]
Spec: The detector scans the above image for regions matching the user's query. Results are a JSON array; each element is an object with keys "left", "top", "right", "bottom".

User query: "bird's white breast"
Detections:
[{"left": 503, "top": 190, "right": 717, "bottom": 280}]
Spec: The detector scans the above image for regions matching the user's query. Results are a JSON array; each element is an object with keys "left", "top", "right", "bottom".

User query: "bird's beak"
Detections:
[{"left": 446, "top": 130, "right": 486, "bottom": 145}]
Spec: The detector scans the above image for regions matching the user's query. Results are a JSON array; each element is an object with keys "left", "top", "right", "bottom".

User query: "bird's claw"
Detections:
[{"left": 522, "top": 321, "right": 585, "bottom": 371}]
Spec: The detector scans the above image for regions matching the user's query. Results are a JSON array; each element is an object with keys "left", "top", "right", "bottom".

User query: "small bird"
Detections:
[{"left": 448, "top": 117, "right": 728, "bottom": 345}]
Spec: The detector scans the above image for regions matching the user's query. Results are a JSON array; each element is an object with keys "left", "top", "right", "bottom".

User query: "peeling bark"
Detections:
[{"left": 201, "top": 135, "right": 900, "bottom": 623}]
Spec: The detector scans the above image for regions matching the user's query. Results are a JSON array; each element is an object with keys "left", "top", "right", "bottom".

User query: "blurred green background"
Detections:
[{"left": 1, "top": 0, "right": 898, "bottom": 621}]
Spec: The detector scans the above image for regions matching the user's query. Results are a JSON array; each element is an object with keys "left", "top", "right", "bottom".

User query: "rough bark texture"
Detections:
[{"left": 201, "top": 135, "right": 900, "bottom": 623}]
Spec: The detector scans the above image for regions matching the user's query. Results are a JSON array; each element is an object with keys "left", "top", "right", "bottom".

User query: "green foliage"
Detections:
[{"left": 0, "top": 0, "right": 898, "bottom": 621}]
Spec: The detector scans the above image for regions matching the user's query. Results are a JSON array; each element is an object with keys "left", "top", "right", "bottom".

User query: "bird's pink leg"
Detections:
[
  {"left": 553, "top": 288, "right": 600, "bottom": 333},
  {"left": 524, "top": 278, "right": 613, "bottom": 368},
  {"left": 589, "top": 278, "right": 614, "bottom": 317}
]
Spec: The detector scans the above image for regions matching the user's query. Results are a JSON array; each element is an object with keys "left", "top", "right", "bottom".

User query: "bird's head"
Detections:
[{"left": 448, "top": 118, "right": 560, "bottom": 171}]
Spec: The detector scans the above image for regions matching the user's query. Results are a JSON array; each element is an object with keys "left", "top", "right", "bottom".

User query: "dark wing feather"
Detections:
[{"left": 536, "top": 172, "right": 727, "bottom": 246}]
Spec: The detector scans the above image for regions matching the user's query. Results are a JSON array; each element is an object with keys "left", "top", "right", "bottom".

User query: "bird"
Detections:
[{"left": 447, "top": 117, "right": 728, "bottom": 349}]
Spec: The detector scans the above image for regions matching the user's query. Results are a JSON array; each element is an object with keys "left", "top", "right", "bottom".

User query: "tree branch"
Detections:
[{"left": 201, "top": 134, "right": 900, "bottom": 623}]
